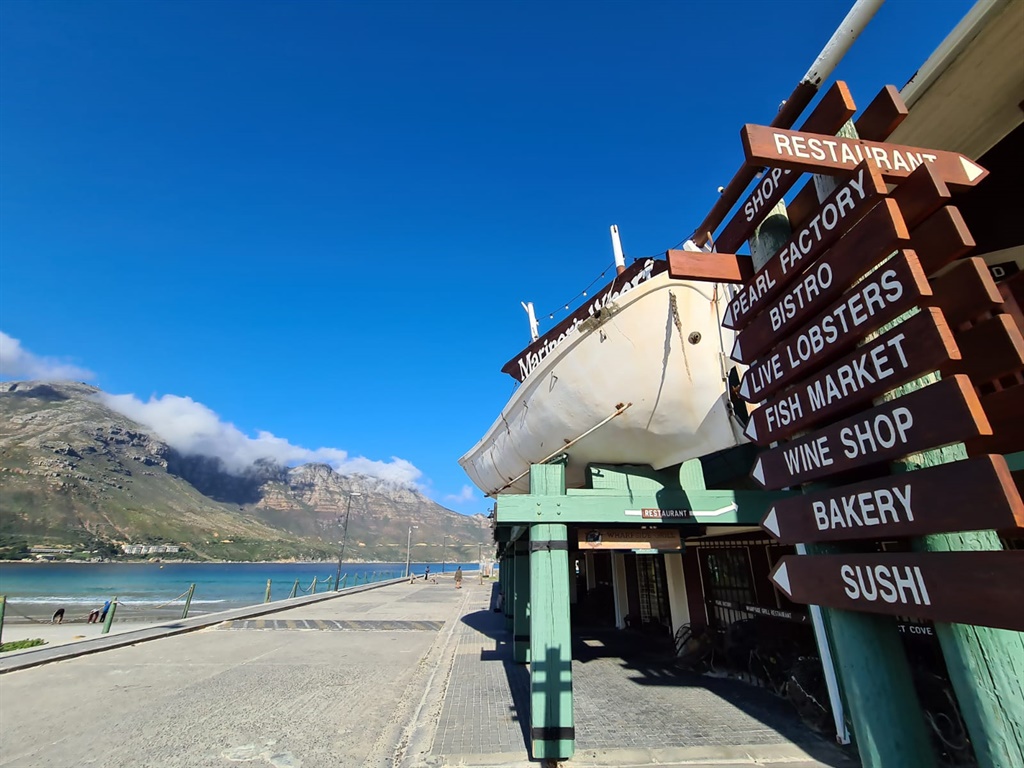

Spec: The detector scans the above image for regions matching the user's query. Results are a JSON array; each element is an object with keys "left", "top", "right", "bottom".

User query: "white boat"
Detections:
[{"left": 459, "top": 247, "right": 749, "bottom": 497}]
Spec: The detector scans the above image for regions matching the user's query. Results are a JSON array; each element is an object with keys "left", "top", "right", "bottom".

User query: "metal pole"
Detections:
[
  {"left": 405, "top": 526, "right": 413, "bottom": 578},
  {"left": 336, "top": 491, "right": 362, "bottom": 591},
  {"left": 181, "top": 584, "right": 195, "bottom": 620},
  {"left": 442, "top": 536, "right": 448, "bottom": 573}
]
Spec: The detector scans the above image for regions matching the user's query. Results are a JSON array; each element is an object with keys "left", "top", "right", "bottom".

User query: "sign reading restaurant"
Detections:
[{"left": 502, "top": 258, "right": 666, "bottom": 382}]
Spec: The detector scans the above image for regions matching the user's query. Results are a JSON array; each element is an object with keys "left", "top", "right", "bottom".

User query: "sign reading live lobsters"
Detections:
[{"left": 749, "top": 375, "right": 990, "bottom": 490}]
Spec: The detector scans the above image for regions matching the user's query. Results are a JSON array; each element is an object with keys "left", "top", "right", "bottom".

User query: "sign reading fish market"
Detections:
[{"left": 501, "top": 258, "right": 667, "bottom": 382}]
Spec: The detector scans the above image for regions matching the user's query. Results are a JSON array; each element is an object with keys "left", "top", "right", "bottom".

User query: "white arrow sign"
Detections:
[
  {"left": 772, "top": 561, "right": 792, "bottom": 596},
  {"left": 762, "top": 506, "right": 780, "bottom": 538}
]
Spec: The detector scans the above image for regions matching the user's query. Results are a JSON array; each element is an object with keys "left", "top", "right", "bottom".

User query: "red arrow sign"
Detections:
[
  {"left": 750, "top": 375, "right": 990, "bottom": 490},
  {"left": 770, "top": 551, "right": 1024, "bottom": 631},
  {"left": 760, "top": 455, "right": 1023, "bottom": 544},
  {"left": 741, "top": 124, "right": 989, "bottom": 190}
]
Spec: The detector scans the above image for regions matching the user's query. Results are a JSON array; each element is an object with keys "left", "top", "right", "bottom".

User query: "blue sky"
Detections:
[{"left": 0, "top": 0, "right": 974, "bottom": 513}]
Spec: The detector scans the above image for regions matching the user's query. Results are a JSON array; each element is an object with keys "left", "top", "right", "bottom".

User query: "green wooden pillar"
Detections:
[
  {"left": 504, "top": 545, "right": 515, "bottom": 631},
  {"left": 528, "top": 463, "right": 574, "bottom": 761},
  {"left": 513, "top": 538, "right": 531, "bottom": 663},
  {"left": 181, "top": 584, "right": 195, "bottom": 620}
]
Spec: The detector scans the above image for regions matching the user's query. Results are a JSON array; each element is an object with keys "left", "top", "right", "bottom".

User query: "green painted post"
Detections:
[
  {"left": 264, "top": 579, "right": 272, "bottom": 603},
  {"left": 504, "top": 542, "right": 515, "bottom": 632},
  {"left": 311, "top": 576, "right": 318, "bottom": 595},
  {"left": 289, "top": 579, "right": 299, "bottom": 599},
  {"left": 0, "top": 595, "right": 6, "bottom": 647},
  {"left": 181, "top": 584, "right": 195, "bottom": 619},
  {"left": 341, "top": 574, "right": 348, "bottom": 589},
  {"left": 749, "top": 166, "right": 936, "bottom": 766},
  {"left": 101, "top": 597, "right": 118, "bottom": 635},
  {"left": 513, "top": 538, "right": 531, "bottom": 663},
  {"left": 528, "top": 463, "right": 574, "bottom": 761}
]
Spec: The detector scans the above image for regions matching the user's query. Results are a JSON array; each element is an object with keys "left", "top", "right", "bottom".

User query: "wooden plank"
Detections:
[
  {"left": 744, "top": 308, "right": 959, "bottom": 445},
  {"left": 966, "top": 386, "right": 1024, "bottom": 457},
  {"left": 930, "top": 257, "right": 1004, "bottom": 328},
  {"left": 722, "top": 163, "right": 888, "bottom": 331},
  {"left": 770, "top": 551, "right": 1024, "bottom": 631},
  {"left": 912, "top": 206, "right": 975, "bottom": 276},
  {"left": 761, "top": 455, "right": 1024, "bottom": 544},
  {"left": 666, "top": 250, "right": 753, "bottom": 283},
  {"left": 948, "top": 314, "right": 1024, "bottom": 385},
  {"left": 750, "top": 375, "right": 991, "bottom": 490},
  {"left": 999, "top": 270, "right": 1024, "bottom": 334},
  {"left": 715, "top": 81, "right": 857, "bottom": 254},
  {"left": 786, "top": 182, "right": 822, "bottom": 234},
  {"left": 887, "top": 163, "right": 952, "bottom": 230},
  {"left": 730, "top": 199, "right": 910, "bottom": 364},
  {"left": 736, "top": 251, "right": 932, "bottom": 402},
  {"left": 578, "top": 528, "right": 682, "bottom": 551},
  {"left": 852, "top": 85, "right": 909, "bottom": 142},
  {"left": 741, "top": 124, "right": 989, "bottom": 190}
]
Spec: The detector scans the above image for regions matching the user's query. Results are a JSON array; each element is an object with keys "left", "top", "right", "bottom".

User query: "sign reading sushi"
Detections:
[{"left": 502, "top": 258, "right": 667, "bottom": 382}]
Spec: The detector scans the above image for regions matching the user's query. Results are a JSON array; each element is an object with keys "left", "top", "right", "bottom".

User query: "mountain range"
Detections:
[{"left": 0, "top": 381, "right": 491, "bottom": 562}]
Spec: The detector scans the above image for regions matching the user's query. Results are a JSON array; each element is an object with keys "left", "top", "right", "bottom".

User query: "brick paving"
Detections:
[{"left": 431, "top": 583, "right": 849, "bottom": 765}]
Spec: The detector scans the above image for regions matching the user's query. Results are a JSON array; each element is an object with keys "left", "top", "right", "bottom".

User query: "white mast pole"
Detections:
[
  {"left": 610, "top": 225, "right": 626, "bottom": 275},
  {"left": 521, "top": 301, "right": 539, "bottom": 342}
]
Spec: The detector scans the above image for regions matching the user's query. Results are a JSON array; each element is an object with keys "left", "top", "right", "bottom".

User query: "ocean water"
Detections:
[{"left": 0, "top": 561, "right": 478, "bottom": 622}]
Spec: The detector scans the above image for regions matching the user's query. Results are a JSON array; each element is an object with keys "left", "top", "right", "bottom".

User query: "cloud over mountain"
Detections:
[
  {"left": 0, "top": 332, "right": 95, "bottom": 382},
  {"left": 99, "top": 391, "right": 423, "bottom": 487}
]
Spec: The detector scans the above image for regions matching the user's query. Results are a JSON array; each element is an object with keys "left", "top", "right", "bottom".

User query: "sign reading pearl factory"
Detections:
[
  {"left": 760, "top": 455, "right": 1024, "bottom": 544},
  {"left": 740, "top": 125, "right": 990, "bottom": 189},
  {"left": 750, "top": 375, "right": 990, "bottom": 490},
  {"left": 770, "top": 551, "right": 1024, "bottom": 632}
]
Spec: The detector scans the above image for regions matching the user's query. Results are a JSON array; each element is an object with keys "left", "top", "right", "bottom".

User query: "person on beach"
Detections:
[
  {"left": 51, "top": 608, "right": 65, "bottom": 624},
  {"left": 99, "top": 599, "right": 111, "bottom": 622},
  {"left": 424, "top": 565, "right": 430, "bottom": 581},
  {"left": 87, "top": 608, "right": 100, "bottom": 624},
  {"left": 454, "top": 567, "right": 463, "bottom": 589}
]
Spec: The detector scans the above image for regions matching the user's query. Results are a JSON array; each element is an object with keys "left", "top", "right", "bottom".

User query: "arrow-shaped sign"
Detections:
[{"left": 771, "top": 559, "right": 791, "bottom": 596}]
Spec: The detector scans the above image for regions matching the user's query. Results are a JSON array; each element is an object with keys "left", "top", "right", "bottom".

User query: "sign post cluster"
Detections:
[{"left": 722, "top": 110, "right": 1024, "bottom": 632}]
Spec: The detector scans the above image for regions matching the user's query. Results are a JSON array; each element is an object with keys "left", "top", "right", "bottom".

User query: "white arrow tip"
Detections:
[
  {"left": 745, "top": 417, "right": 758, "bottom": 442},
  {"left": 731, "top": 336, "right": 743, "bottom": 362},
  {"left": 961, "top": 156, "right": 985, "bottom": 182},
  {"left": 752, "top": 457, "right": 765, "bottom": 486},
  {"left": 722, "top": 305, "right": 735, "bottom": 328},
  {"left": 762, "top": 507, "right": 780, "bottom": 538},
  {"left": 773, "top": 561, "right": 792, "bottom": 596},
  {"left": 739, "top": 374, "right": 751, "bottom": 400}
]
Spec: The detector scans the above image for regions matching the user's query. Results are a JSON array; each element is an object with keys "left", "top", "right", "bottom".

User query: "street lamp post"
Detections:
[
  {"left": 336, "top": 491, "right": 362, "bottom": 591},
  {"left": 405, "top": 525, "right": 419, "bottom": 578}
]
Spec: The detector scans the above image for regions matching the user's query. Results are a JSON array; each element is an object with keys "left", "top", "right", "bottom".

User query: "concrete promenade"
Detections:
[{"left": 0, "top": 574, "right": 855, "bottom": 768}]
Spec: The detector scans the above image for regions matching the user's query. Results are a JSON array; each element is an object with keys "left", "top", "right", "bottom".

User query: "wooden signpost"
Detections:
[
  {"left": 750, "top": 375, "right": 990, "bottom": 490},
  {"left": 743, "top": 308, "right": 960, "bottom": 445},
  {"left": 760, "top": 455, "right": 1024, "bottom": 544},
  {"left": 740, "top": 124, "right": 989, "bottom": 189},
  {"left": 735, "top": 250, "right": 931, "bottom": 395},
  {"left": 769, "top": 551, "right": 1024, "bottom": 632}
]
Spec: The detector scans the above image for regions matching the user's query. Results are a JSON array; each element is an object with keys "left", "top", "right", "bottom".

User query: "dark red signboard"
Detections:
[
  {"left": 750, "top": 375, "right": 990, "bottom": 490},
  {"left": 744, "top": 308, "right": 959, "bottom": 445},
  {"left": 770, "top": 551, "right": 1024, "bottom": 632},
  {"left": 722, "top": 162, "right": 887, "bottom": 332},
  {"left": 736, "top": 251, "right": 931, "bottom": 402},
  {"left": 760, "top": 454, "right": 1024, "bottom": 544},
  {"left": 731, "top": 198, "right": 910, "bottom": 364},
  {"left": 741, "top": 125, "right": 989, "bottom": 190}
]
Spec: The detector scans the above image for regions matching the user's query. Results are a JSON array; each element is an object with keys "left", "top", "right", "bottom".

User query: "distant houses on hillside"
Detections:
[{"left": 121, "top": 544, "right": 181, "bottom": 555}]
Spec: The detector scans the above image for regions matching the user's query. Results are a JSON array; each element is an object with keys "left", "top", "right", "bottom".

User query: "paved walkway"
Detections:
[{"left": 0, "top": 575, "right": 857, "bottom": 768}]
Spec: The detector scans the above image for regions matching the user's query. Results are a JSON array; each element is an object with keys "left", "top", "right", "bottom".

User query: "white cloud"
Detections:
[
  {"left": 0, "top": 331, "right": 95, "bottom": 381},
  {"left": 99, "top": 391, "right": 423, "bottom": 487},
  {"left": 445, "top": 485, "right": 476, "bottom": 504}
]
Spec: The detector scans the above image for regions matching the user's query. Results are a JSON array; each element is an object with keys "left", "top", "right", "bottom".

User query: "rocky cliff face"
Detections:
[{"left": 0, "top": 381, "right": 489, "bottom": 562}]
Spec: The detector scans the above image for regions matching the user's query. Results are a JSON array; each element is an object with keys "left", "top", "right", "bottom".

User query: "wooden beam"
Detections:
[
  {"left": 948, "top": 314, "right": 1024, "bottom": 385},
  {"left": 513, "top": 539, "right": 531, "bottom": 663},
  {"left": 930, "top": 258, "right": 1004, "bottom": 328},
  {"left": 967, "top": 385, "right": 1024, "bottom": 457},
  {"left": 666, "top": 250, "right": 753, "bottom": 283}
]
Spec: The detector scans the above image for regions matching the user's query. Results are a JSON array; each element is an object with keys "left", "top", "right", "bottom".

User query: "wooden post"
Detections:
[
  {"left": 513, "top": 538, "right": 531, "bottom": 663},
  {"left": 748, "top": 149, "right": 937, "bottom": 765},
  {"left": 101, "top": 597, "right": 117, "bottom": 635},
  {"left": 311, "top": 576, "right": 318, "bottom": 594},
  {"left": 181, "top": 584, "right": 195, "bottom": 620},
  {"left": 504, "top": 543, "right": 515, "bottom": 631},
  {"left": 528, "top": 463, "right": 574, "bottom": 761},
  {"left": 289, "top": 579, "right": 300, "bottom": 598},
  {"left": 0, "top": 595, "right": 6, "bottom": 647},
  {"left": 264, "top": 579, "right": 272, "bottom": 603}
]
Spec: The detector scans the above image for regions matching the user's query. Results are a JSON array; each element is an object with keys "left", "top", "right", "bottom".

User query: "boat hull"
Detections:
[{"left": 460, "top": 273, "right": 748, "bottom": 496}]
